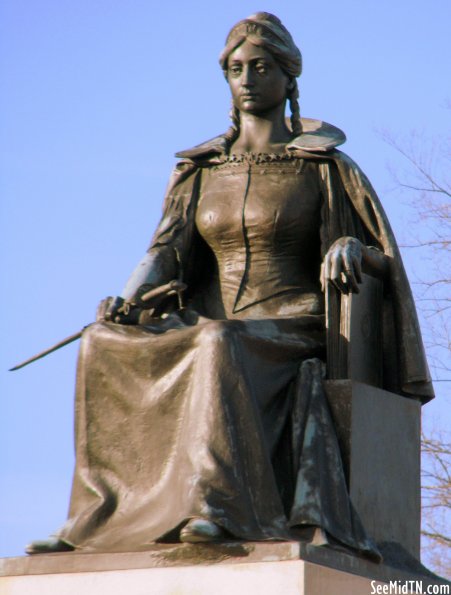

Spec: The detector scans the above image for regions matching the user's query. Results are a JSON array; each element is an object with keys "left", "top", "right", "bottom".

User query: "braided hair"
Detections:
[
  {"left": 223, "top": 101, "right": 241, "bottom": 147},
  {"left": 288, "top": 78, "right": 302, "bottom": 137}
]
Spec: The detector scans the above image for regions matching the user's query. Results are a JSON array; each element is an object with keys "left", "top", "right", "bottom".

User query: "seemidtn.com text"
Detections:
[{"left": 371, "top": 581, "right": 449, "bottom": 594}]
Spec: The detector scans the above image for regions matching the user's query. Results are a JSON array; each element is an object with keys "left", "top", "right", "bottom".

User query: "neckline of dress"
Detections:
[{"left": 224, "top": 151, "right": 295, "bottom": 164}]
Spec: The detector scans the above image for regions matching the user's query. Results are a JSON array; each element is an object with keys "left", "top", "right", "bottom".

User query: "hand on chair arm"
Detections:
[{"left": 321, "top": 236, "right": 388, "bottom": 294}]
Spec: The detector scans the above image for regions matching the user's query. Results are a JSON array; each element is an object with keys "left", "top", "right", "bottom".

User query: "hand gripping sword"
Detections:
[{"left": 9, "top": 280, "right": 186, "bottom": 372}]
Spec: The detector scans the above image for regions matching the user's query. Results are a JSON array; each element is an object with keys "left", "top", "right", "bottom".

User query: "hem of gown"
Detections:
[
  {"left": 59, "top": 515, "right": 381, "bottom": 564},
  {"left": 58, "top": 521, "right": 381, "bottom": 565}
]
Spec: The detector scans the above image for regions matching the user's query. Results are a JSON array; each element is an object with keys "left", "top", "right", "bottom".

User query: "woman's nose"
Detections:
[{"left": 241, "top": 66, "right": 255, "bottom": 86}]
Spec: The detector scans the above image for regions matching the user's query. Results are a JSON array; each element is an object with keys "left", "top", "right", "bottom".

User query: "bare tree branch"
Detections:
[{"left": 384, "top": 125, "right": 450, "bottom": 577}]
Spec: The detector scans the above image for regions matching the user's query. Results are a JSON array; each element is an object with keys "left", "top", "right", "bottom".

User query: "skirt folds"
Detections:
[{"left": 58, "top": 313, "right": 377, "bottom": 557}]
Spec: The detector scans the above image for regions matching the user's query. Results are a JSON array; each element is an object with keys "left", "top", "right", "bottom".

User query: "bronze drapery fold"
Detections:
[{"left": 58, "top": 315, "right": 378, "bottom": 558}]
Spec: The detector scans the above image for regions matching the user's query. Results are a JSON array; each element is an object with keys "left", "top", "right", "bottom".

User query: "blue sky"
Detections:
[{"left": 1, "top": 0, "right": 450, "bottom": 558}]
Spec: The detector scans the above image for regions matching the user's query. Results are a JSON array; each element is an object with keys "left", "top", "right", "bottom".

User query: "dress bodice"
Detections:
[{"left": 195, "top": 154, "right": 324, "bottom": 319}]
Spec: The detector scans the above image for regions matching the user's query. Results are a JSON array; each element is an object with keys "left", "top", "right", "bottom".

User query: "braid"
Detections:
[
  {"left": 223, "top": 101, "right": 240, "bottom": 149},
  {"left": 288, "top": 79, "right": 303, "bottom": 137}
]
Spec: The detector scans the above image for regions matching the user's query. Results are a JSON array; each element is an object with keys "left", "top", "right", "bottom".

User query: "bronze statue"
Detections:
[{"left": 26, "top": 12, "right": 433, "bottom": 560}]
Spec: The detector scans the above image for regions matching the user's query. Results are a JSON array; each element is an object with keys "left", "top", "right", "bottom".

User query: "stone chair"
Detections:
[{"left": 324, "top": 272, "right": 422, "bottom": 562}]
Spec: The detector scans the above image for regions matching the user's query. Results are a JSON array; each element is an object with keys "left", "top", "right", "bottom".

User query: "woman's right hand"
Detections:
[
  {"left": 96, "top": 297, "right": 141, "bottom": 325},
  {"left": 96, "top": 280, "right": 187, "bottom": 325}
]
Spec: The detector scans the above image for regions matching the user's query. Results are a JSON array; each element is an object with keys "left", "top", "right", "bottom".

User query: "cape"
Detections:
[{"left": 128, "top": 118, "right": 433, "bottom": 402}]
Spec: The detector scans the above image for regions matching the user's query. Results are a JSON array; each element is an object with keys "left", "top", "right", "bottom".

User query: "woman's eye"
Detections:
[
  {"left": 229, "top": 66, "right": 242, "bottom": 76},
  {"left": 255, "top": 64, "right": 268, "bottom": 75}
]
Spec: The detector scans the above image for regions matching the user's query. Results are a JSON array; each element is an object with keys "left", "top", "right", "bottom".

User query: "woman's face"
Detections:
[{"left": 227, "top": 40, "right": 289, "bottom": 115}]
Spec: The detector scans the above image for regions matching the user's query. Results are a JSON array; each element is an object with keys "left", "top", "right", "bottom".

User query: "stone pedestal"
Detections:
[
  {"left": 0, "top": 560, "right": 383, "bottom": 595},
  {"left": 325, "top": 380, "right": 421, "bottom": 560},
  {"left": 0, "top": 542, "right": 446, "bottom": 595}
]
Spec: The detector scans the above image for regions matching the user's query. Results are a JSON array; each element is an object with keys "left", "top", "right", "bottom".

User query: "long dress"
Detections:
[{"left": 57, "top": 152, "right": 380, "bottom": 558}]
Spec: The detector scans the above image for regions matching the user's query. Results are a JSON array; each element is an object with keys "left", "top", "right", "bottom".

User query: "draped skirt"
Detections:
[{"left": 58, "top": 312, "right": 378, "bottom": 557}]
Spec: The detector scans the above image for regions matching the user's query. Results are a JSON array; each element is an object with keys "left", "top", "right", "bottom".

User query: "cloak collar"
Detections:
[{"left": 175, "top": 117, "right": 346, "bottom": 160}]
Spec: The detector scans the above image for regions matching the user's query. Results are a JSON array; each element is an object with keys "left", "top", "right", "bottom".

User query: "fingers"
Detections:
[
  {"left": 352, "top": 254, "right": 362, "bottom": 284},
  {"left": 112, "top": 308, "right": 141, "bottom": 325},
  {"left": 321, "top": 252, "right": 344, "bottom": 293},
  {"left": 330, "top": 249, "right": 348, "bottom": 294},
  {"left": 97, "top": 297, "right": 117, "bottom": 322},
  {"left": 321, "top": 249, "right": 346, "bottom": 294},
  {"left": 342, "top": 250, "right": 360, "bottom": 294},
  {"left": 321, "top": 238, "right": 363, "bottom": 294},
  {"left": 104, "top": 296, "right": 124, "bottom": 321},
  {"left": 96, "top": 298, "right": 110, "bottom": 321}
]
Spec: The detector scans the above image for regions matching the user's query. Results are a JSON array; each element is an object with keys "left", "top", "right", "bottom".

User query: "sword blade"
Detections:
[{"left": 9, "top": 330, "right": 85, "bottom": 371}]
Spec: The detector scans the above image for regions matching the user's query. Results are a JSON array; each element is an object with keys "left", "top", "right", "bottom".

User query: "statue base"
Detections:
[{"left": 1, "top": 541, "right": 446, "bottom": 594}]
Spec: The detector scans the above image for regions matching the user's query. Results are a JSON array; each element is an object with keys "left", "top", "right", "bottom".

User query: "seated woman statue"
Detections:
[{"left": 27, "top": 12, "right": 433, "bottom": 560}]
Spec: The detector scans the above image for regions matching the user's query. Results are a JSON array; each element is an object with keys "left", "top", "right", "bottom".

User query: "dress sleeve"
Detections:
[{"left": 121, "top": 161, "right": 201, "bottom": 300}]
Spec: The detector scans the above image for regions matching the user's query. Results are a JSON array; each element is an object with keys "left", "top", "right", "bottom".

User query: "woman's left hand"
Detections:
[{"left": 321, "top": 236, "right": 363, "bottom": 294}]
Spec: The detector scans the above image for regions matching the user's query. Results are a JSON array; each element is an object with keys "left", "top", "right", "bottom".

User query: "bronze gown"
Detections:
[{"left": 58, "top": 153, "right": 379, "bottom": 556}]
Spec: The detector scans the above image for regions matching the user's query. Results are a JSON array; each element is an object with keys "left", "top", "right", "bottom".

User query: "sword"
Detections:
[
  {"left": 9, "top": 331, "right": 86, "bottom": 371},
  {"left": 9, "top": 280, "right": 186, "bottom": 372}
]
